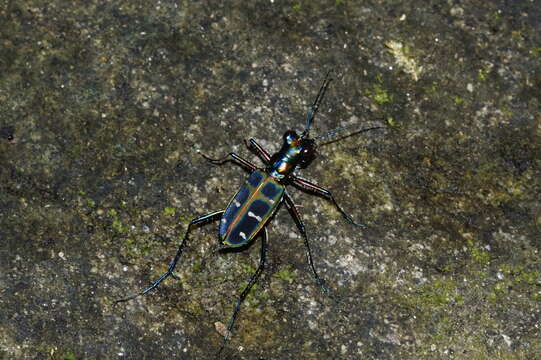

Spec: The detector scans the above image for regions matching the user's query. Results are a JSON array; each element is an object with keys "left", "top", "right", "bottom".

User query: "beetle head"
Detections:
[{"left": 283, "top": 130, "right": 317, "bottom": 168}]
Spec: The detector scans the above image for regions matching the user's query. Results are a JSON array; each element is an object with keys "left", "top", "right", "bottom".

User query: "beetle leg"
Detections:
[
  {"left": 218, "top": 228, "right": 268, "bottom": 355},
  {"left": 114, "top": 210, "right": 224, "bottom": 305},
  {"left": 198, "top": 150, "right": 257, "bottom": 172},
  {"left": 245, "top": 138, "right": 271, "bottom": 163},
  {"left": 197, "top": 151, "right": 257, "bottom": 171},
  {"left": 283, "top": 191, "right": 331, "bottom": 296},
  {"left": 291, "top": 176, "right": 366, "bottom": 227}
]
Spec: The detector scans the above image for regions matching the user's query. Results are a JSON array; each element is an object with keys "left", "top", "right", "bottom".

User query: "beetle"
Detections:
[{"left": 115, "top": 72, "right": 381, "bottom": 353}]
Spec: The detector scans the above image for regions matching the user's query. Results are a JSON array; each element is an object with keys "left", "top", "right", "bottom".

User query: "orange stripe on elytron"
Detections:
[
  {"left": 225, "top": 174, "right": 268, "bottom": 237},
  {"left": 225, "top": 173, "right": 269, "bottom": 239},
  {"left": 247, "top": 185, "right": 282, "bottom": 242}
]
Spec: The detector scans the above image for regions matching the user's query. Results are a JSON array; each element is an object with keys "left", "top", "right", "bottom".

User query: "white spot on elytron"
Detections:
[
  {"left": 234, "top": 200, "right": 241, "bottom": 207},
  {"left": 221, "top": 218, "right": 227, "bottom": 224},
  {"left": 239, "top": 232, "right": 247, "bottom": 240},
  {"left": 269, "top": 199, "right": 274, "bottom": 204},
  {"left": 247, "top": 211, "right": 262, "bottom": 221}
]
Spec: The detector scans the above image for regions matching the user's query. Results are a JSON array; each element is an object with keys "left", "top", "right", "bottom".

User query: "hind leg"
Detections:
[
  {"left": 114, "top": 210, "right": 224, "bottom": 304},
  {"left": 217, "top": 228, "right": 268, "bottom": 355}
]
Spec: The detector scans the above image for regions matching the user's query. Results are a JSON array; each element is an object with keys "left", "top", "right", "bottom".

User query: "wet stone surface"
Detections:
[{"left": 1, "top": 1, "right": 540, "bottom": 359}]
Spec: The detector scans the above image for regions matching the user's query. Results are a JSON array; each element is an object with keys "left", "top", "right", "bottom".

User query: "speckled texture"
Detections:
[{"left": 1, "top": 1, "right": 540, "bottom": 359}]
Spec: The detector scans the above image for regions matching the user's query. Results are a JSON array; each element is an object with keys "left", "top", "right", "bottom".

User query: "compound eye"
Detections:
[
  {"left": 299, "top": 141, "right": 316, "bottom": 168},
  {"left": 283, "top": 130, "right": 298, "bottom": 144}
]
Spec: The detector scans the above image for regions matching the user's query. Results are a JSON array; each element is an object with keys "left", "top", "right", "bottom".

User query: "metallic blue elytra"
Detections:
[
  {"left": 247, "top": 170, "right": 263, "bottom": 187},
  {"left": 219, "top": 185, "right": 249, "bottom": 238},
  {"left": 220, "top": 170, "right": 284, "bottom": 247},
  {"left": 262, "top": 182, "right": 281, "bottom": 198},
  {"left": 226, "top": 200, "right": 268, "bottom": 246}
]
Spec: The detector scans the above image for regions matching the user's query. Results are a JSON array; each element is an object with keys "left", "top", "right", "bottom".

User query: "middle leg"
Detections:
[
  {"left": 282, "top": 191, "right": 331, "bottom": 296},
  {"left": 292, "top": 175, "right": 366, "bottom": 227}
]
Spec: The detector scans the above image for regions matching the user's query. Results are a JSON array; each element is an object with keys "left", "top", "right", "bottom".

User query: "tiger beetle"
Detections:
[{"left": 115, "top": 72, "right": 381, "bottom": 354}]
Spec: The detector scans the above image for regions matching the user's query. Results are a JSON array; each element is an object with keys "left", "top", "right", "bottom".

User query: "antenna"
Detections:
[
  {"left": 302, "top": 70, "right": 333, "bottom": 138},
  {"left": 316, "top": 125, "right": 384, "bottom": 146}
]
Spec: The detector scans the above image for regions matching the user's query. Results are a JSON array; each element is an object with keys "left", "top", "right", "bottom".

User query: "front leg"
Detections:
[
  {"left": 198, "top": 150, "right": 257, "bottom": 172},
  {"left": 244, "top": 138, "right": 271, "bottom": 164},
  {"left": 292, "top": 175, "right": 366, "bottom": 227}
]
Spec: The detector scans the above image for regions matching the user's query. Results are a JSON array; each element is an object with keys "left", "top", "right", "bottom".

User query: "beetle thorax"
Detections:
[{"left": 268, "top": 130, "right": 317, "bottom": 180}]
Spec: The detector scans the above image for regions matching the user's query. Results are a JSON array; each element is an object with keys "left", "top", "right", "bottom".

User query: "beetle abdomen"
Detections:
[{"left": 220, "top": 170, "right": 284, "bottom": 247}]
